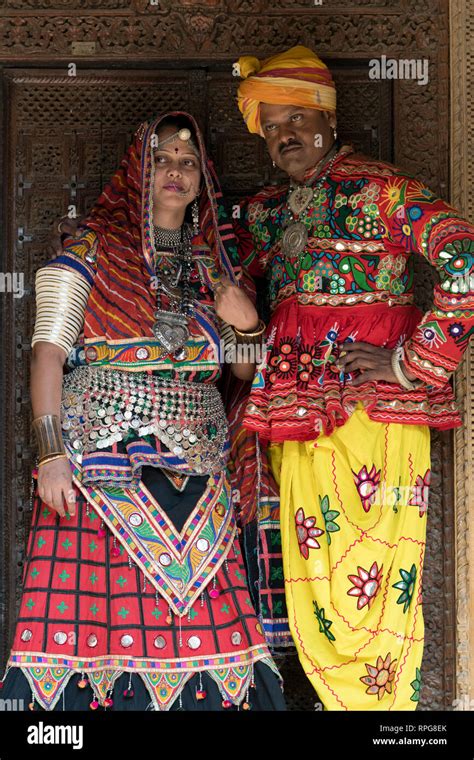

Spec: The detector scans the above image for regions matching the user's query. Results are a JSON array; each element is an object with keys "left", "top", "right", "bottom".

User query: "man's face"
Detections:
[{"left": 259, "top": 104, "right": 336, "bottom": 182}]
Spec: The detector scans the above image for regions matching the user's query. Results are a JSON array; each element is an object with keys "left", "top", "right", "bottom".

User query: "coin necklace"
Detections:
[
  {"left": 281, "top": 145, "right": 340, "bottom": 259},
  {"left": 152, "top": 223, "right": 194, "bottom": 358}
]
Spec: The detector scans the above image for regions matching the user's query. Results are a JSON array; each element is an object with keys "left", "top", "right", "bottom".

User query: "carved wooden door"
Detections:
[{"left": 0, "top": 65, "right": 455, "bottom": 710}]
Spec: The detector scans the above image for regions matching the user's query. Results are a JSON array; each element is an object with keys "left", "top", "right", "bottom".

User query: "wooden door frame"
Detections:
[
  {"left": 0, "top": 0, "right": 467, "bottom": 705},
  {"left": 450, "top": 0, "right": 474, "bottom": 708}
]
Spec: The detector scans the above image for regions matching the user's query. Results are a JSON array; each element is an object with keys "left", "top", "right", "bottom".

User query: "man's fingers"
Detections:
[
  {"left": 341, "top": 341, "right": 378, "bottom": 353},
  {"left": 351, "top": 370, "right": 380, "bottom": 385},
  {"left": 340, "top": 351, "right": 378, "bottom": 370}
]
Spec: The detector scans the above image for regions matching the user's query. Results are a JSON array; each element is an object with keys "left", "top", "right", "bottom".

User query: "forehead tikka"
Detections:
[{"left": 155, "top": 127, "right": 199, "bottom": 157}]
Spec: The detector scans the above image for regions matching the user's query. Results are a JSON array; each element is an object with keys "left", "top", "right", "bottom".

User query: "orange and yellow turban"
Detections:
[{"left": 235, "top": 45, "right": 337, "bottom": 136}]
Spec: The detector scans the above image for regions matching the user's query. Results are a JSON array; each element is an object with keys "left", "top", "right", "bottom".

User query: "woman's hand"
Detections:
[
  {"left": 37, "top": 458, "right": 76, "bottom": 518},
  {"left": 47, "top": 215, "right": 86, "bottom": 259},
  {"left": 337, "top": 341, "right": 419, "bottom": 387},
  {"left": 214, "top": 276, "right": 259, "bottom": 332},
  {"left": 213, "top": 276, "right": 260, "bottom": 380}
]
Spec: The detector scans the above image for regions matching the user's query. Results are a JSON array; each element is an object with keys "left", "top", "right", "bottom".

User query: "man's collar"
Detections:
[{"left": 299, "top": 142, "right": 354, "bottom": 185}]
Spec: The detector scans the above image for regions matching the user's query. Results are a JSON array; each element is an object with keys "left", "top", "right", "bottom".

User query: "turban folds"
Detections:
[{"left": 235, "top": 45, "right": 337, "bottom": 136}]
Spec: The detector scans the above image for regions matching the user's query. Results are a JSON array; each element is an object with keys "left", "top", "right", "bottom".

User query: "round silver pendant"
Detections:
[{"left": 281, "top": 222, "right": 308, "bottom": 258}]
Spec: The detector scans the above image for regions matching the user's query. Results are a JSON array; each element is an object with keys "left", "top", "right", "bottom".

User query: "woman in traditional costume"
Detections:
[{"left": 0, "top": 112, "right": 284, "bottom": 712}]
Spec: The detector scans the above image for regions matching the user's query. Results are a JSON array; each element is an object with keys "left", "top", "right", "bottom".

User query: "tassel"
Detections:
[
  {"left": 123, "top": 673, "right": 134, "bottom": 699},
  {"left": 111, "top": 536, "right": 120, "bottom": 558},
  {"left": 242, "top": 684, "right": 251, "bottom": 710},
  {"left": 209, "top": 576, "right": 219, "bottom": 599},
  {"left": 196, "top": 672, "right": 206, "bottom": 701}
]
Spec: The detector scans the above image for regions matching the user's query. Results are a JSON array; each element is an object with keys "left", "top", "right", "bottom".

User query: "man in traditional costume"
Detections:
[{"left": 232, "top": 45, "right": 474, "bottom": 710}]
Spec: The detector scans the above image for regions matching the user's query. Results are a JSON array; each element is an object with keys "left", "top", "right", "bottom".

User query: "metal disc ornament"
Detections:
[{"left": 281, "top": 222, "right": 308, "bottom": 258}]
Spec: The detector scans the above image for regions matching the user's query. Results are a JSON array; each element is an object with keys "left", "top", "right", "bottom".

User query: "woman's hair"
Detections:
[{"left": 154, "top": 115, "right": 200, "bottom": 156}]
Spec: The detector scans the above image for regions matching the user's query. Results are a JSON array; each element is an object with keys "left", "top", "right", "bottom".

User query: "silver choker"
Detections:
[{"left": 153, "top": 224, "right": 183, "bottom": 249}]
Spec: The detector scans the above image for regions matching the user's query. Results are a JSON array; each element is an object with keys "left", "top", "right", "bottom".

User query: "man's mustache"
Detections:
[{"left": 279, "top": 140, "right": 303, "bottom": 155}]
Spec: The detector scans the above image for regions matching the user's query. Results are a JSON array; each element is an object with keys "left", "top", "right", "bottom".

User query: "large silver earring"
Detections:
[{"left": 192, "top": 199, "right": 199, "bottom": 235}]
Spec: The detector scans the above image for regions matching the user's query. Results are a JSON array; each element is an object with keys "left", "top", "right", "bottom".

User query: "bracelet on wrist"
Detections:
[
  {"left": 391, "top": 347, "right": 423, "bottom": 391},
  {"left": 38, "top": 453, "right": 68, "bottom": 467},
  {"left": 233, "top": 318, "right": 266, "bottom": 345},
  {"left": 32, "top": 414, "right": 66, "bottom": 460}
]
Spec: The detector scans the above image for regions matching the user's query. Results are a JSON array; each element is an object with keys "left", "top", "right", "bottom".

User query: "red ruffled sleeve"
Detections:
[{"left": 380, "top": 177, "right": 474, "bottom": 386}]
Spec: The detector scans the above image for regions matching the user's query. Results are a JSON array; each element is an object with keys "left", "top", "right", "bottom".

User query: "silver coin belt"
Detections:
[{"left": 60, "top": 366, "right": 228, "bottom": 474}]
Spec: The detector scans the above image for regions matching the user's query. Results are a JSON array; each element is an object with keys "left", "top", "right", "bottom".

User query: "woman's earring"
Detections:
[
  {"left": 333, "top": 126, "right": 338, "bottom": 141},
  {"left": 272, "top": 160, "right": 276, "bottom": 168},
  {"left": 192, "top": 199, "right": 199, "bottom": 235}
]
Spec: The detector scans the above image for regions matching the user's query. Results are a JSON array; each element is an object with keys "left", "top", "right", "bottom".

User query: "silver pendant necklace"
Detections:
[
  {"left": 152, "top": 224, "right": 194, "bottom": 358},
  {"left": 281, "top": 144, "right": 340, "bottom": 259}
]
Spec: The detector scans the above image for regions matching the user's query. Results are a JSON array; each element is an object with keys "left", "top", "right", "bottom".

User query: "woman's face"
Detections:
[{"left": 152, "top": 124, "right": 202, "bottom": 213}]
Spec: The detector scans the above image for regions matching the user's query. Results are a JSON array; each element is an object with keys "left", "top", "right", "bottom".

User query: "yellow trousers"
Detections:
[{"left": 268, "top": 406, "right": 430, "bottom": 710}]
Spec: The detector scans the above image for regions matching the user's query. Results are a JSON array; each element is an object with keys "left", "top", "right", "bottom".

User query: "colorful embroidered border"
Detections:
[
  {"left": 70, "top": 454, "right": 236, "bottom": 615},
  {"left": 4, "top": 647, "right": 276, "bottom": 711},
  {"left": 7, "top": 644, "right": 270, "bottom": 671},
  {"left": 80, "top": 437, "right": 231, "bottom": 485}
]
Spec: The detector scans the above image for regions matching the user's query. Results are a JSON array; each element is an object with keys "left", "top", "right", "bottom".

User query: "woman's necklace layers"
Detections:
[{"left": 152, "top": 223, "right": 194, "bottom": 359}]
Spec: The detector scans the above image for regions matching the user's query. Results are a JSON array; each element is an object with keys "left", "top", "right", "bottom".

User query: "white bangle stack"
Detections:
[
  {"left": 390, "top": 346, "right": 423, "bottom": 390},
  {"left": 31, "top": 266, "right": 91, "bottom": 355}
]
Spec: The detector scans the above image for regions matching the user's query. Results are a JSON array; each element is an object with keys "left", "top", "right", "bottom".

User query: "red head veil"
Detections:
[{"left": 82, "top": 112, "right": 241, "bottom": 345}]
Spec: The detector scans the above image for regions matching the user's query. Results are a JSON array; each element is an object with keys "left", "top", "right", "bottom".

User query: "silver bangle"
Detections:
[
  {"left": 31, "top": 266, "right": 91, "bottom": 355},
  {"left": 391, "top": 346, "right": 422, "bottom": 390}
]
